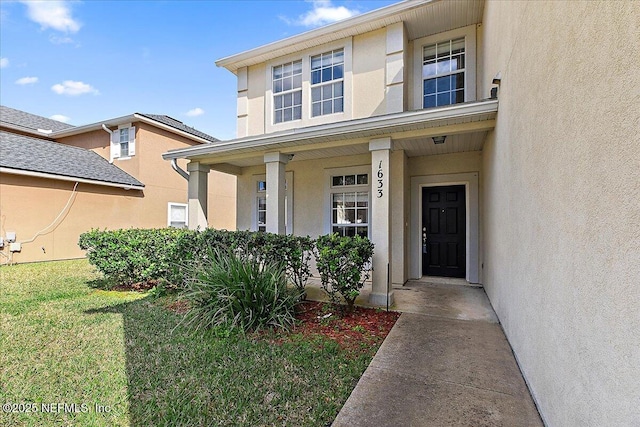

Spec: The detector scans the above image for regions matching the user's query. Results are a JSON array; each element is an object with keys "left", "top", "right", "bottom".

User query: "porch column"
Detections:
[
  {"left": 264, "top": 152, "right": 289, "bottom": 234},
  {"left": 369, "top": 137, "right": 394, "bottom": 307},
  {"left": 187, "top": 161, "right": 210, "bottom": 230}
]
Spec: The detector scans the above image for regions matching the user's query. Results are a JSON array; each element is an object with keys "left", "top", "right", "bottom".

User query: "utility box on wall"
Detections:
[{"left": 9, "top": 242, "right": 21, "bottom": 252}]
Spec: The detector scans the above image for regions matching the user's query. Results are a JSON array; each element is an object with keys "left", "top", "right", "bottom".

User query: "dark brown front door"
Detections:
[{"left": 422, "top": 185, "right": 466, "bottom": 278}]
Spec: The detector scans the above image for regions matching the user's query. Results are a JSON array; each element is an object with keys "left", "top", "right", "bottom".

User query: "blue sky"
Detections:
[{"left": 0, "top": 0, "right": 397, "bottom": 140}]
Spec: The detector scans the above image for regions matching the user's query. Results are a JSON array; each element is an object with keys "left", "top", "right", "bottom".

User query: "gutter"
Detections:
[
  {"left": 162, "top": 99, "right": 499, "bottom": 161},
  {"left": 0, "top": 167, "right": 145, "bottom": 191},
  {"left": 215, "top": 0, "right": 436, "bottom": 72},
  {"left": 101, "top": 124, "right": 114, "bottom": 163},
  {"left": 52, "top": 114, "right": 215, "bottom": 145}
]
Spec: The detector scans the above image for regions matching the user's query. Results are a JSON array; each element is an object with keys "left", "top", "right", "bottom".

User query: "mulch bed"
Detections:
[{"left": 287, "top": 301, "right": 400, "bottom": 353}]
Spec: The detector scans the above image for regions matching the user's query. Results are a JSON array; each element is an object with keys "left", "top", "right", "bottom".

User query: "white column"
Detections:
[
  {"left": 264, "top": 152, "right": 289, "bottom": 234},
  {"left": 187, "top": 161, "right": 210, "bottom": 230},
  {"left": 369, "top": 137, "right": 394, "bottom": 307}
]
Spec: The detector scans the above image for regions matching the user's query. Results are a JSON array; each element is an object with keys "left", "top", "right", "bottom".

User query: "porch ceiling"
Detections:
[{"left": 162, "top": 99, "right": 498, "bottom": 172}]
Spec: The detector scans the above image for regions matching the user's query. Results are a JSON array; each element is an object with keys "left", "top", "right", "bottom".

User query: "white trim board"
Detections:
[{"left": 410, "top": 172, "right": 480, "bottom": 283}]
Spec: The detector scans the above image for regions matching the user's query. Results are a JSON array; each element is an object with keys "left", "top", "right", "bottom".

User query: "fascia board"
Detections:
[
  {"left": 49, "top": 114, "right": 214, "bottom": 145},
  {"left": 162, "top": 100, "right": 498, "bottom": 161},
  {"left": 215, "top": 0, "right": 436, "bottom": 72},
  {"left": 0, "top": 167, "right": 145, "bottom": 191}
]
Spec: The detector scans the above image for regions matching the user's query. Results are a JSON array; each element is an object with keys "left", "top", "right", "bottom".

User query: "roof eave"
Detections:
[
  {"left": 0, "top": 167, "right": 145, "bottom": 191},
  {"left": 215, "top": 0, "right": 437, "bottom": 73},
  {"left": 49, "top": 113, "right": 215, "bottom": 145},
  {"left": 162, "top": 99, "right": 499, "bottom": 161}
]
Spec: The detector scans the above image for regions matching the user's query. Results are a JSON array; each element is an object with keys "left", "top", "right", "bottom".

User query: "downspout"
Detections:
[
  {"left": 101, "top": 124, "right": 114, "bottom": 163},
  {"left": 171, "top": 159, "right": 189, "bottom": 181}
]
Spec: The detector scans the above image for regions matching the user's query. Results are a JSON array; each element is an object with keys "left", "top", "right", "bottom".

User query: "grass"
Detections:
[{"left": 0, "top": 259, "right": 380, "bottom": 426}]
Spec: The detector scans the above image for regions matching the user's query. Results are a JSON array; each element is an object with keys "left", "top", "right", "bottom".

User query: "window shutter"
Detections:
[
  {"left": 128, "top": 126, "right": 136, "bottom": 156},
  {"left": 110, "top": 129, "right": 120, "bottom": 161}
]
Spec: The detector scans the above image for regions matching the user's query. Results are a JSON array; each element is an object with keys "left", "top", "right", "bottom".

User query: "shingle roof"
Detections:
[
  {"left": 138, "top": 114, "right": 219, "bottom": 143},
  {"left": 0, "top": 131, "right": 144, "bottom": 188},
  {"left": 0, "top": 106, "right": 75, "bottom": 133}
]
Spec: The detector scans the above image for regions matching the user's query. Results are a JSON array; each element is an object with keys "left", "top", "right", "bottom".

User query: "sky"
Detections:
[{"left": 0, "top": 0, "right": 398, "bottom": 140}]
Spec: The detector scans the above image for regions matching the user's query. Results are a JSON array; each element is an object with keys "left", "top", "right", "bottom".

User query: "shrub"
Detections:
[
  {"left": 78, "top": 228, "right": 189, "bottom": 285},
  {"left": 314, "top": 233, "right": 374, "bottom": 312},
  {"left": 180, "top": 247, "right": 301, "bottom": 332}
]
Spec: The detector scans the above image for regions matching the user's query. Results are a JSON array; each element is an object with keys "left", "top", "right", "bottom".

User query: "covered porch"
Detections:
[{"left": 162, "top": 99, "right": 498, "bottom": 307}]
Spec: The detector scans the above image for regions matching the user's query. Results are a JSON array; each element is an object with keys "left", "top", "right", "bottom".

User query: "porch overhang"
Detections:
[{"left": 162, "top": 99, "right": 498, "bottom": 171}]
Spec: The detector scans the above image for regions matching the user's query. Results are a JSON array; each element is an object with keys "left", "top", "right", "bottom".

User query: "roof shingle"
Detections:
[
  {"left": 138, "top": 114, "right": 219, "bottom": 143},
  {"left": 0, "top": 131, "right": 144, "bottom": 188},
  {"left": 0, "top": 106, "right": 75, "bottom": 133}
]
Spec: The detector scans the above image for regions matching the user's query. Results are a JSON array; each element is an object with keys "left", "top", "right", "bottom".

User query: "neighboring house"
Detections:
[
  {"left": 0, "top": 106, "right": 236, "bottom": 264},
  {"left": 162, "top": 0, "right": 639, "bottom": 426}
]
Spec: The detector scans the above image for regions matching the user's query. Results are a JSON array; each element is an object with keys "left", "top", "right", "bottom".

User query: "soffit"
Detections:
[
  {"left": 217, "top": 0, "right": 485, "bottom": 73},
  {"left": 172, "top": 100, "right": 497, "bottom": 169}
]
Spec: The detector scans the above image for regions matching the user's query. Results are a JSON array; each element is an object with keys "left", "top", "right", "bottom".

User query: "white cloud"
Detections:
[
  {"left": 50, "top": 114, "right": 71, "bottom": 123},
  {"left": 49, "top": 34, "right": 75, "bottom": 45},
  {"left": 281, "top": 0, "right": 360, "bottom": 27},
  {"left": 185, "top": 107, "right": 205, "bottom": 117},
  {"left": 51, "top": 80, "right": 99, "bottom": 96},
  {"left": 21, "top": 1, "right": 81, "bottom": 33},
  {"left": 0, "top": 57, "right": 8, "bottom": 68},
  {"left": 15, "top": 76, "right": 39, "bottom": 85}
]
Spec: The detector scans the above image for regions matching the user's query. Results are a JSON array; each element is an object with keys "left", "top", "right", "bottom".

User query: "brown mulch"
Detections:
[{"left": 287, "top": 301, "right": 400, "bottom": 353}]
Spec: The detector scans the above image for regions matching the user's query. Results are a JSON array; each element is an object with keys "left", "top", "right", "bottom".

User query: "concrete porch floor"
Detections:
[{"left": 305, "top": 278, "right": 543, "bottom": 426}]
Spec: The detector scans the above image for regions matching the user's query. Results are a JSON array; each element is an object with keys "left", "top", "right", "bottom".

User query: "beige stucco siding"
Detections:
[
  {"left": 1, "top": 124, "right": 236, "bottom": 263},
  {"left": 246, "top": 63, "right": 267, "bottom": 137},
  {"left": 481, "top": 1, "right": 640, "bottom": 425},
  {"left": 0, "top": 175, "right": 146, "bottom": 263},
  {"left": 352, "top": 28, "right": 387, "bottom": 118}
]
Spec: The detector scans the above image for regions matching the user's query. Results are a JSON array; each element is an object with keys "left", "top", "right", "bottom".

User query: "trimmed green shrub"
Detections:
[
  {"left": 79, "top": 228, "right": 314, "bottom": 298},
  {"left": 78, "top": 228, "right": 189, "bottom": 285},
  {"left": 180, "top": 247, "right": 301, "bottom": 332},
  {"left": 314, "top": 233, "right": 375, "bottom": 312}
]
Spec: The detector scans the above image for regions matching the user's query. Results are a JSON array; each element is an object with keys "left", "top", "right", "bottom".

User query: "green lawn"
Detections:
[{"left": 0, "top": 260, "right": 377, "bottom": 426}]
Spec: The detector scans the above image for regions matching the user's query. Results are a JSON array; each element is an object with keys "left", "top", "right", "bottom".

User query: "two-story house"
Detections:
[
  {"left": 163, "top": 0, "right": 639, "bottom": 425},
  {"left": 0, "top": 106, "right": 236, "bottom": 264}
]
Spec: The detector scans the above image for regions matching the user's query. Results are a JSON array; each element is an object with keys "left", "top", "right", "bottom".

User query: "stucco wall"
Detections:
[
  {"left": 1, "top": 124, "right": 236, "bottom": 263},
  {"left": 0, "top": 175, "right": 145, "bottom": 263},
  {"left": 480, "top": 1, "right": 640, "bottom": 425},
  {"left": 352, "top": 28, "right": 387, "bottom": 118}
]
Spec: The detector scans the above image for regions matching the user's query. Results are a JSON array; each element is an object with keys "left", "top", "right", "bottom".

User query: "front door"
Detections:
[{"left": 422, "top": 185, "right": 466, "bottom": 278}]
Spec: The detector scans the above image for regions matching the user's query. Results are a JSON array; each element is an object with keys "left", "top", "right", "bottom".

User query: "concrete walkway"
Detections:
[{"left": 314, "top": 279, "right": 543, "bottom": 427}]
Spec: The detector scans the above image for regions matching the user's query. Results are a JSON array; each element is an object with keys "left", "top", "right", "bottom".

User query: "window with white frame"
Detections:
[
  {"left": 256, "top": 180, "right": 267, "bottom": 232},
  {"left": 330, "top": 173, "right": 369, "bottom": 238},
  {"left": 110, "top": 124, "right": 135, "bottom": 161},
  {"left": 422, "top": 38, "right": 465, "bottom": 108},
  {"left": 273, "top": 60, "right": 302, "bottom": 124},
  {"left": 253, "top": 174, "right": 293, "bottom": 233},
  {"left": 311, "top": 49, "right": 344, "bottom": 117},
  {"left": 168, "top": 203, "right": 188, "bottom": 229}
]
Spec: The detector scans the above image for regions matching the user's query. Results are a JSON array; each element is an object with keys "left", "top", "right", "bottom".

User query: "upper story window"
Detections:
[
  {"left": 422, "top": 38, "right": 465, "bottom": 108},
  {"left": 311, "top": 49, "right": 344, "bottom": 117},
  {"left": 273, "top": 60, "right": 302, "bottom": 123},
  {"left": 265, "top": 39, "right": 352, "bottom": 133},
  {"left": 119, "top": 128, "right": 130, "bottom": 157},
  {"left": 413, "top": 25, "right": 476, "bottom": 111},
  {"left": 110, "top": 124, "right": 135, "bottom": 161}
]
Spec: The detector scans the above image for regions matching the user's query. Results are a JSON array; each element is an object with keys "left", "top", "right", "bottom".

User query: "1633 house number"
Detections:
[{"left": 377, "top": 160, "right": 384, "bottom": 198}]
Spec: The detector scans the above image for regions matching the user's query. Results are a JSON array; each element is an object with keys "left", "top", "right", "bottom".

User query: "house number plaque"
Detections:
[{"left": 377, "top": 160, "right": 384, "bottom": 198}]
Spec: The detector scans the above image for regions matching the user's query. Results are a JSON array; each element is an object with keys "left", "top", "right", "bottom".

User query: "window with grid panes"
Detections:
[
  {"left": 330, "top": 173, "right": 368, "bottom": 238},
  {"left": 422, "top": 38, "right": 465, "bottom": 108},
  {"left": 257, "top": 180, "right": 266, "bottom": 232},
  {"left": 311, "top": 49, "right": 344, "bottom": 117},
  {"left": 273, "top": 60, "right": 302, "bottom": 123}
]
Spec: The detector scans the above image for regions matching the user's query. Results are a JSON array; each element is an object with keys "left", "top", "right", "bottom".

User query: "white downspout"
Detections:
[
  {"left": 101, "top": 124, "right": 114, "bottom": 163},
  {"left": 171, "top": 159, "right": 189, "bottom": 181}
]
